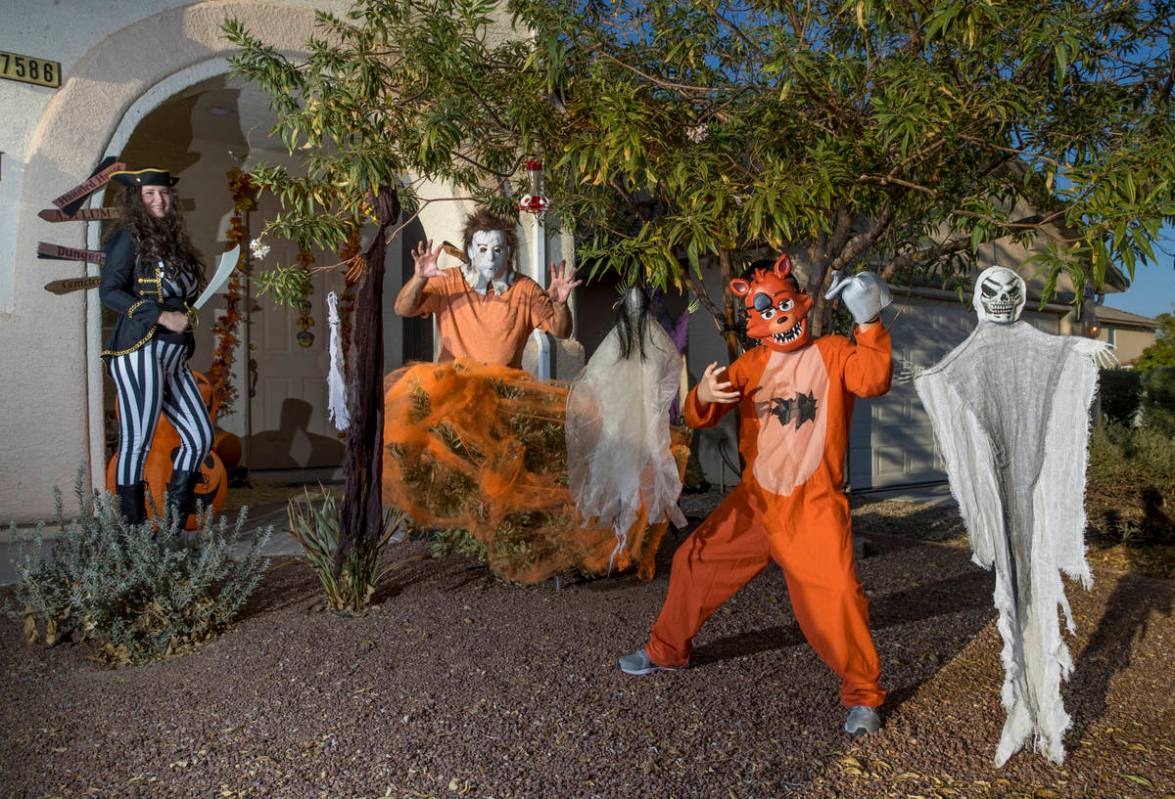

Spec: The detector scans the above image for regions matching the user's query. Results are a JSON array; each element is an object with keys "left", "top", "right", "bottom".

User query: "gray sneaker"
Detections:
[
  {"left": 843, "top": 705, "right": 882, "bottom": 736},
  {"left": 617, "top": 648, "right": 686, "bottom": 676}
]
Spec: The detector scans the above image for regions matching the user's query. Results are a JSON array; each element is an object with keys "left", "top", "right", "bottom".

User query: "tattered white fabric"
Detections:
[
  {"left": 915, "top": 321, "right": 1114, "bottom": 766},
  {"left": 326, "top": 291, "right": 350, "bottom": 431},
  {"left": 566, "top": 311, "right": 687, "bottom": 568}
]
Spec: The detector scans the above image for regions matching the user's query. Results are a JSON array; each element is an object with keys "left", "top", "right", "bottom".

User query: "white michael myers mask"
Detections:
[
  {"left": 468, "top": 229, "right": 510, "bottom": 281},
  {"left": 973, "top": 266, "right": 1026, "bottom": 323}
]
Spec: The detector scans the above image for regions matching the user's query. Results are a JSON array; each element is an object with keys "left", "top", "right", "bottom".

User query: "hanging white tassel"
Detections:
[{"left": 326, "top": 291, "right": 350, "bottom": 431}]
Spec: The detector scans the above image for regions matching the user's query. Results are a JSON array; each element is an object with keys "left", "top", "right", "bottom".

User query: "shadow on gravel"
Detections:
[
  {"left": 372, "top": 553, "right": 490, "bottom": 604},
  {"left": 691, "top": 568, "right": 994, "bottom": 669},
  {"left": 1067, "top": 571, "right": 1175, "bottom": 753},
  {"left": 237, "top": 557, "right": 321, "bottom": 618}
]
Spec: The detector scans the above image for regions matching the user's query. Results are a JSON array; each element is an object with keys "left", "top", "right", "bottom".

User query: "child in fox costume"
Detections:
[{"left": 619, "top": 254, "right": 894, "bottom": 736}]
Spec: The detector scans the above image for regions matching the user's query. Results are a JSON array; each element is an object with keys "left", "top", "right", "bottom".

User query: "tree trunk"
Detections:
[
  {"left": 335, "top": 187, "right": 400, "bottom": 579},
  {"left": 717, "top": 248, "right": 741, "bottom": 363}
]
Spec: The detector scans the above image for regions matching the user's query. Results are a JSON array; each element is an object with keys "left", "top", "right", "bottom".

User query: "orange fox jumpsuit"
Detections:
[{"left": 645, "top": 325, "right": 892, "bottom": 707}]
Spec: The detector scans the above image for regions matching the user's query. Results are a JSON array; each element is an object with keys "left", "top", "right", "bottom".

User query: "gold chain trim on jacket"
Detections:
[
  {"left": 101, "top": 326, "right": 156, "bottom": 358},
  {"left": 126, "top": 299, "right": 146, "bottom": 319}
]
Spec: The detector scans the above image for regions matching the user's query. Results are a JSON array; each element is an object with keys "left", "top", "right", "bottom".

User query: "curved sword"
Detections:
[{"left": 193, "top": 245, "right": 240, "bottom": 311}]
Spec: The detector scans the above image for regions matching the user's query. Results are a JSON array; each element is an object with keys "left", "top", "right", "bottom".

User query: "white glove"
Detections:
[{"left": 825, "top": 270, "right": 892, "bottom": 325}]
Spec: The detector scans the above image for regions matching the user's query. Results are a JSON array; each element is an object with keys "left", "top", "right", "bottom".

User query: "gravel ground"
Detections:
[{"left": 2, "top": 490, "right": 1173, "bottom": 798}]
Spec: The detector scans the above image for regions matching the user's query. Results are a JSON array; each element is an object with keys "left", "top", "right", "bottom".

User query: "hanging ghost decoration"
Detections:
[
  {"left": 914, "top": 265, "right": 1116, "bottom": 765},
  {"left": 566, "top": 287, "right": 687, "bottom": 568},
  {"left": 974, "top": 265, "right": 1027, "bottom": 323}
]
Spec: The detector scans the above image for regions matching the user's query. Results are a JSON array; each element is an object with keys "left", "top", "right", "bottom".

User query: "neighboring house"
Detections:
[{"left": 1092, "top": 305, "right": 1160, "bottom": 367}]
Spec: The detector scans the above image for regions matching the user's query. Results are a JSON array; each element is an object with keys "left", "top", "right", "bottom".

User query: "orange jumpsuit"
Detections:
[{"left": 645, "top": 324, "right": 892, "bottom": 708}]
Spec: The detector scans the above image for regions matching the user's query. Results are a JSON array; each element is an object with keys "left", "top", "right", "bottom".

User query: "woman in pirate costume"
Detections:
[{"left": 100, "top": 168, "right": 212, "bottom": 526}]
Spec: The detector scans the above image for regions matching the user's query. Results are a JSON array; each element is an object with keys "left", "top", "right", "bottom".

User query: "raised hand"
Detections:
[
  {"left": 697, "top": 361, "right": 739, "bottom": 405},
  {"left": 411, "top": 239, "right": 445, "bottom": 280},
  {"left": 825, "top": 270, "right": 892, "bottom": 325},
  {"left": 546, "top": 260, "right": 582, "bottom": 304}
]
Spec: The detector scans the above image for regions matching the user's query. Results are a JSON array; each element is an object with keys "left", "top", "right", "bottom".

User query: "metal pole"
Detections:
[
  {"left": 241, "top": 205, "right": 253, "bottom": 466},
  {"left": 532, "top": 212, "right": 553, "bottom": 380}
]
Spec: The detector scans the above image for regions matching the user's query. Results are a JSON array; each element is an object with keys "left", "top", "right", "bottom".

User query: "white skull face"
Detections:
[
  {"left": 468, "top": 229, "right": 509, "bottom": 280},
  {"left": 973, "top": 266, "right": 1026, "bottom": 323}
]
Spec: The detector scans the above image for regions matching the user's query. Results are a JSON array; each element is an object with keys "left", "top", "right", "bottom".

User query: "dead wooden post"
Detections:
[{"left": 334, "top": 187, "right": 400, "bottom": 585}]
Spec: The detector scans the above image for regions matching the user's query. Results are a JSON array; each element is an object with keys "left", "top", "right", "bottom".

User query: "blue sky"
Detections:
[{"left": 1101, "top": 225, "right": 1175, "bottom": 319}]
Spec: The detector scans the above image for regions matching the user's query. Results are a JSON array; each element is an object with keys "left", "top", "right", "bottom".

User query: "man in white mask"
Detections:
[{"left": 394, "top": 207, "right": 579, "bottom": 369}]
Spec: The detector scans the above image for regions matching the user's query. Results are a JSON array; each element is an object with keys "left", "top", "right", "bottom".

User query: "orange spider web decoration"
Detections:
[{"left": 382, "top": 360, "right": 690, "bottom": 585}]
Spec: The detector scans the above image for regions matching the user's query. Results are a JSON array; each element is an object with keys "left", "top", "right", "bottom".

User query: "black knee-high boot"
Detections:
[
  {"left": 165, "top": 469, "right": 202, "bottom": 528},
  {"left": 115, "top": 483, "right": 147, "bottom": 526}
]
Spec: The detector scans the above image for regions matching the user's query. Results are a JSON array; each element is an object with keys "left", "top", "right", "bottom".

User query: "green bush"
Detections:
[
  {"left": 1098, "top": 368, "right": 1143, "bottom": 426},
  {"left": 1086, "top": 424, "right": 1175, "bottom": 544},
  {"left": 12, "top": 474, "right": 271, "bottom": 664},
  {"left": 1142, "top": 366, "right": 1175, "bottom": 436},
  {"left": 287, "top": 487, "right": 403, "bottom": 611}
]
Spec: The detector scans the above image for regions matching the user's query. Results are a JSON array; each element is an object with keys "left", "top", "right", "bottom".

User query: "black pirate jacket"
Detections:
[{"left": 99, "top": 229, "right": 197, "bottom": 359}]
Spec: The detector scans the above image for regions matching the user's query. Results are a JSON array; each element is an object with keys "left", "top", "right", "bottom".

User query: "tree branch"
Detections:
[
  {"left": 826, "top": 203, "right": 896, "bottom": 274},
  {"left": 881, "top": 236, "right": 971, "bottom": 279},
  {"left": 595, "top": 49, "right": 722, "bottom": 95},
  {"left": 858, "top": 174, "right": 939, "bottom": 198}
]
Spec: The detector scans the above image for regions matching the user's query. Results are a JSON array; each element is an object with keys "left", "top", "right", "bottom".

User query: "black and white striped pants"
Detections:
[{"left": 110, "top": 338, "right": 213, "bottom": 486}]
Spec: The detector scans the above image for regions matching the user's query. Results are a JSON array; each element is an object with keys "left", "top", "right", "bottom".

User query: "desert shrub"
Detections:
[
  {"left": 12, "top": 474, "right": 271, "bottom": 664},
  {"left": 287, "top": 487, "right": 403, "bottom": 611},
  {"left": 1099, "top": 368, "right": 1143, "bottom": 426},
  {"left": 1086, "top": 424, "right": 1175, "bottom": 544},
  {"left": 1141, "top": 366, "right": 1175, "bottom": 437},
  {"left": 427, "top": 527, "right": 487, "bottom": 561}
]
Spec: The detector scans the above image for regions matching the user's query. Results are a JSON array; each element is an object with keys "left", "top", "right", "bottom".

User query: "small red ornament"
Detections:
[{"left": 516, "top": 158, "right": 550, "bottom": 214}]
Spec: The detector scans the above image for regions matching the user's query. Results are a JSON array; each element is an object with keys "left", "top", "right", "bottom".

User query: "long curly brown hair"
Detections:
[{"left": 111, "top": 186, "right": 206, "bottom": 290}]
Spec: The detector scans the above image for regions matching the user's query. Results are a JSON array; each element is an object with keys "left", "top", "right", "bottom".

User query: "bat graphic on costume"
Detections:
[{"left": 768, "top": 392, "right": 818, "bottom": 429}]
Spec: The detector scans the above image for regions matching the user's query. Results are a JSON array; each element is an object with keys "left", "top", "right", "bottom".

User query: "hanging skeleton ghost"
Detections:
[
  {"left": 914, "top": 266, "right": 1116, "bottom": 765},
  {"left": 566, "top": 287, "right": 688, "bottom": 567}
]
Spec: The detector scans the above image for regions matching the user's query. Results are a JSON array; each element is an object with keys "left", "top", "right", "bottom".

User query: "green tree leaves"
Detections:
[{"left": 226, "top": 0, "right": 1173, "bottom": 334}]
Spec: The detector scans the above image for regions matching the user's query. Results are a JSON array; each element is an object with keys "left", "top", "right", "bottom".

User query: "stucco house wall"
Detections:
[{"left": 0, "top": 1, "right": 370, "bottom": 522}]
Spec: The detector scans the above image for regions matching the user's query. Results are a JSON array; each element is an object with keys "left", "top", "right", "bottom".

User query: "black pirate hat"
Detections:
[{"left": 110, "top": 168, "right": 179, "bottom": 187}]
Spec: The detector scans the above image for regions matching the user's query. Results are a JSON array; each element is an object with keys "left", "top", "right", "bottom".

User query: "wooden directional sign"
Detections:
[
  {"left": 44, "top": 276, "right": 101, "bottom": 295},
  {"left": 37, "top": 242, "right": 105, "bottom": 265},
  {"left": 38, "top": 207, "right": 122, "bottom": 223},
  {"left": 53, "top": 157, "right": 123, "bottom": 216}
]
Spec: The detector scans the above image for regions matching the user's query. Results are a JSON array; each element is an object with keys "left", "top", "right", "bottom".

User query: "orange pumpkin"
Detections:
[{"left": 105, "top": 370, "right": 228, "bottom": 530}]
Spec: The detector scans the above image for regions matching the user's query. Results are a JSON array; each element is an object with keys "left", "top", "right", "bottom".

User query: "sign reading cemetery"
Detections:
[{"left": 0, "top": 50, "right": 61, "bottom": 89}]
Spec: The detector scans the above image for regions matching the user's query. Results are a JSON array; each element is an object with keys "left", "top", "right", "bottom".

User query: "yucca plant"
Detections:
[{"left": 287, "top": 487, "right": 403, "bottom": 611}]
